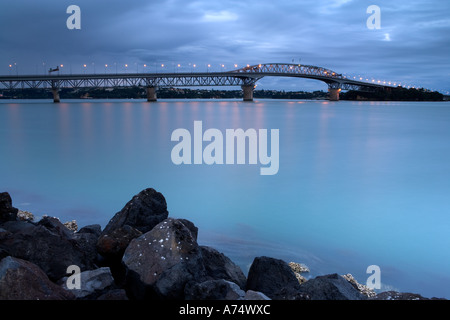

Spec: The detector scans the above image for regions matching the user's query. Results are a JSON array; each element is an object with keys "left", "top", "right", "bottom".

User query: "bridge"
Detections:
[{"left": 0, "top": 63, "right": 395, "bottom": 102}]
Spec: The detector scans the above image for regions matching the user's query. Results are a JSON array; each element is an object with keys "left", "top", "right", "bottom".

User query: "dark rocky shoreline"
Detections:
[{"left": 0, "top": 189, "right": 445, "bottom": 300}]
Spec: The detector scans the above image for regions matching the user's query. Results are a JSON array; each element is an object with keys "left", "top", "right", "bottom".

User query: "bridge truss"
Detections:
[{"left": 0, "top": 63, "right": 394, "bottom": 101}]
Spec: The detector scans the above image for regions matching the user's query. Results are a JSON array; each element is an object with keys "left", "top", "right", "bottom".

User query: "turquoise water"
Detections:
[{"left": 1, "top": 99, "right": 450, "bottom": 299}]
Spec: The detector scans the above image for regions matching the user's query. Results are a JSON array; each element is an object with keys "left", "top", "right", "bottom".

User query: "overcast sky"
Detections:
[{"left": 0, "top": 0, "right": 449, "bottom": 92}]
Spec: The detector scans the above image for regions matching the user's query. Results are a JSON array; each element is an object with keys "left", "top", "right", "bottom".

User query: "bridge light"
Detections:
[
  {"left": 161, "top": 64, "right": 164, "bottom": 68},
  {"left": 234, "top": 64, "right": 238, "bottom": 68},
  {"left": 125, "top": 64, "right": 128, "bottom": 68}
]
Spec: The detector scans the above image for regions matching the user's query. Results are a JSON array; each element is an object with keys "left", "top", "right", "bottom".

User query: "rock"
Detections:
[
  {"left": 243, "top": 290, "right": 271, "bottom": 300},
  {"left": 178, "top": 218, "right": 198, "bottom": 241},
  {"left": 294, "top": 272, "right": 308, "bottom": 284},
  {"left": 185, "top": 279, "right": 245, "bottom": 300},
  {"left": 298, "top": 273, "right": 367, "bottom": 300},
  {"left": 288, "top": 262, "right": 310, "bottom": 273},
  {"left": 101, "top": 188, "right": 169, "bottom": 236},
  {"left": 17, "top": 210, "right": 34, "bottom": 221},
  {"left": 341, "top": 273, "right": 376, "bottom": 298},
  {"left": 289, "top": 261, "right": 309, "bottom": 285},
  {"left": 200, "top": 246, "right": 247, "bottom": 289},
  {"left": 78, "top": 224, "right": 102, "bottom": 237},
  {"left": 0, "top": 217, "right": 96, "bottom": 281},
  {"left": 0, "top": 220, "right": 35, "bottom": 234},
  {"left": 38, "top": 216, "right": 74, "bottom": 238},
  {"left": 370, "top": 291, "right": 445, "bottom": 300},
  {"left": 64, "top": 220, "right": 78, "bottom": 232},
  {"left": 60, "top": 267, "right": 115, "bottom": 299},
  {"left": 122, "top": 218, "right": 206, "bottom": 300},
  {"left": 73, "top": 232, "right": 101, "bottom": 267},
  {"left": 246, "top": 256, "right": 306, "bottom": 300},
  {"left": 0, "top": 192, "right": 18, "bottom": 223},
  {"left": 97, "top": 225, "right": 142, "bottom": 260},
  {"left": 0, "top": 256, "right": 74, "bottom": 300}
]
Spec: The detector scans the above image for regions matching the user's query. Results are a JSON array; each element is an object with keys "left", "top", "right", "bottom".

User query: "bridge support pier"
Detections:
[
  {"left": 146, "top": 87, "right": 157, "bottom": 102},
  {"left": 52, "top": 88, "right": 60, "bottom": 103},
  {"left": 242, "top": 85, "right": 254, "bottom": 102},
  {"left": 328, "top": 88, "right": 340, "bottom": 101}
]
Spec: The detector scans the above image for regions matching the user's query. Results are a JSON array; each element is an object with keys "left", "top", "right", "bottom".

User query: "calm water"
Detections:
[{"left": 1, "top": 98, "right": 450, "bottom": 298}]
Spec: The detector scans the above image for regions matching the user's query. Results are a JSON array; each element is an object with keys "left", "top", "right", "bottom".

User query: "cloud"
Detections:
[{"left": 202, "top": 10, "right": 238, "bottom": 22}]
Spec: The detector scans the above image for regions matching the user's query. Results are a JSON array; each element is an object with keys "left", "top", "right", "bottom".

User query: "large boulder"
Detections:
[
  {"left": 0, "top": 192, "right": 18, "bottom": 223},
  {"left": 298, "top": 273, "right": 367, "bottom": 300},
  {"left": 0, "top": 216, "right": 96, "bottom": 281},
  {"left": 96, "top": 188, "right": 168, "bottom": 261},
  {"left": 0, "top": 256, "right": 74, "bottom": 300},
  {"left": 200, "top": 246, "right": 246, "bottom": 289},
  {"left": 246, "top": 256, "right": 307, "bottom": 300},
  {"left": 97, "top": 225, "right": 142, "bottom": 260},
  {"left": 185, "top": 279, "right": 245, "bottom": 300},
  {"left": 101, "top": 188, "right": 169, "bottom": 235},
  {"left": 122, "top": 218, "right": 206, "bottom": 300}
]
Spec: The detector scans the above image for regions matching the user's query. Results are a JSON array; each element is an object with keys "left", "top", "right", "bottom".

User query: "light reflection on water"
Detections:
[{"left": 1, "top": 98, "right": 450, "bottom": 299}]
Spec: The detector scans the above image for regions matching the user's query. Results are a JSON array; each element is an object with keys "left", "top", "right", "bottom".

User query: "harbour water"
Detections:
[{"left": 1, "top": 98, "right": 449, "bottom": 299}]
